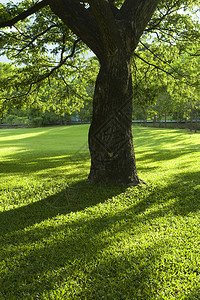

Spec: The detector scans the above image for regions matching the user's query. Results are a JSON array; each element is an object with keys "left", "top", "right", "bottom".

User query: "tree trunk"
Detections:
[
  {"left": 185, "top": 115, "right": 188, "bottom": 129},
  {"left": 195, "top": 108, "right": 198, "bottom": 133},
  {"left": 0, "top": 113, "right": 3, "bottom": 124},
  {"left": 88, "top": 53, "right": 141, "bottom": 185},
  {"left": 164, "top": 112, "right": 167, "bottom": 128},
  {"left": 190, "top": 102, "right": 194, "bottom": 132},
  {"left": 153, "top": 114, "right": 156, "bottom": 127}
]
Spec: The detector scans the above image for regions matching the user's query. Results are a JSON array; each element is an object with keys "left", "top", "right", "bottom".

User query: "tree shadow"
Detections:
[
  {"left": 0, "top": 170, "right": 200, "bottom": 298},
  {"left": 136, "top": 149, "right": 191, "bottom": 163},
  {"left": 133, "top": 126, "right": 200, "bottom": 152},
  {"left": 0, "top": 180, "right": 126, "bottom": 235},
  {"left": 0, "top": 148, "right": 91, "bottom": 176},
  {"left": 128, "top": 170, "right": 200, "bottom": 219}
]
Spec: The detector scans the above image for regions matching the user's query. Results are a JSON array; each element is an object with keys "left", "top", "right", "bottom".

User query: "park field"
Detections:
[{"left": 0, "top": 125, "right": 200, "bottom": 299}]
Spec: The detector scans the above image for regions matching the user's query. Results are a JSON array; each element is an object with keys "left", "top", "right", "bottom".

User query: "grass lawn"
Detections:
[{"left": 0, "top": 125, "right": 200, "bottom": 299}]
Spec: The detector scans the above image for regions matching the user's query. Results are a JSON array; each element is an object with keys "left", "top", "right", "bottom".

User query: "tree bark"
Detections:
[
  {"left": 190, "top": 102, "right": 194, "bottom": 132},
  {"left": 195, "top": 108, "right": 198, "bottom": 133},
  {"left": 164, "top": 112, "right": 167, "bottom": 128},
  {"left": 88, "top": 53, "right": 141, "bottom": 185},
  {"left": 153, "top": 114, "right": 156, "bottom": 127}
]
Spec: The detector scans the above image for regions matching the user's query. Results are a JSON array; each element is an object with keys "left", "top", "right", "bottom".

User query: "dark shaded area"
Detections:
[
  {"left": 133, "top": 126, "right": 200, "bottom": 149},
  {"left": 0, "top": 180, "right": 126, "bottom": 235},
  {"left": 0, "top": 150, "right": 90, "bottom": 176},
  {"left": 132, "top": 121, "right": 200, "bottom": 131}
]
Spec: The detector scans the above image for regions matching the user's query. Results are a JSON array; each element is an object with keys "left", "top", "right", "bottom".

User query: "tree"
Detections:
[
  {"left": 0, "top": 62, "right": 15, "bottom": 122},
  {"left": 0, "top": 0, "right": 199, "bottom": 185}
]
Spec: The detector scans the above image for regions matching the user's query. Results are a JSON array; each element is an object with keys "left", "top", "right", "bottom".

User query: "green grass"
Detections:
[{"left": 0, "top": 125, "right": 200, "bottom": 299}]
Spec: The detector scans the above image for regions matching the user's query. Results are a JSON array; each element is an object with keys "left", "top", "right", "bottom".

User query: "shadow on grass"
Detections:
[
  {"left": 126, "top": 170, "right": 200, "bottom": 218},
  {"left": 136, "top": 149, "right": 192, "bottom": 163},
  {"left": 0, "top": 149, "right": 90, "bottom": 176},
  {"left": 0, "top": 170, "right": 200, "bottom": 299},
  {"left": 0, "top": 145, "right": 196, "bottom": 181},
  {"left": 0, "top": 180, "right": 126, "bottom": 235},
  {"left": 133, "top": 127, "right": 200, "bottom": 159}
]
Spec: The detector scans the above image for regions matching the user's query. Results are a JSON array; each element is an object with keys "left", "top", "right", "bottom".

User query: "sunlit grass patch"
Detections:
[{"left": 0, "top": 125, "right": 200, "bottom": 299}]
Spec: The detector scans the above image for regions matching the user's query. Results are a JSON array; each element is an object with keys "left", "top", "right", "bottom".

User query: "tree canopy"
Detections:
[
  {"left": 0, "top": 0, "right": 199, "bottom": 110},
  {"left": 0, "top": 0, "right": 199, "bottom": 184}
]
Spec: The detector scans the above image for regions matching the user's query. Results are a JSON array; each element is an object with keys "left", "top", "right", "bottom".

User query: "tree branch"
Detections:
[
  {"left": 49, "top": 0, "right": 104, "bottom": 59},
  {"left": 139, "top": 41, "right": 177, "bottom": 71},
  {"left": 119, "top": 0, "right": 160, "bottom": 43},
  {"left": 89, "top": 0, "right": 122, "bottom": 56},
  {"left": 108, "top": 0, "right": 119, "bottom": 16},
  {"left": 15, "top": 24, "right": 58, "bottom": 56},
  {"left": 146, "top": 8, "right": 173, "bottom": 32},
  {"left": 134, "top": 52, "right": 178, "bottom": 80},
  {"left": 0, "top": 83, "right": 34, "bottom": 101},
  {"left": 0, "top": 0, "right": 50, "bottom": 28},
  {"left": 31, "top": 38, "right": 81, "bottom": 85},
  {"left": 0, "top": 38, "right": 81, "bottom": 102},
  {"left": 146, "top": 6, "right": 187, "bottom": 33},
  {"left": 134, "top": 52, "right": 197, "bottom": 87},
  {"left": 13, "top": 25, "right": 32, "bottom": 39}
]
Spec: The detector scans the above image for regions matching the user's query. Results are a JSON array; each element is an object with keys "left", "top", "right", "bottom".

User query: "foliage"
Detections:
[
  {"left": 2, "top": 114, "right": 27, "bottom": 124},
  {"left": 0, "top": 0, "right": 199, "bottom": 115},
  {"left": 0, "top": 56, "right": 98, "bottom": 116},
  {"left": 132, "top": 37, "right": 200, "bottom": 122},
  {"left": 0, "top": 125, "right": 200, "bottom": 299},
  {"left": 0, "top": 58, "right": 96, "bottom": 125}
]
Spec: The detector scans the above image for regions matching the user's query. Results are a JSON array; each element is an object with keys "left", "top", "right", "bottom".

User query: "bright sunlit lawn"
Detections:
[{"left": 0, "top": 125, "right": 200, "bottom": 299}]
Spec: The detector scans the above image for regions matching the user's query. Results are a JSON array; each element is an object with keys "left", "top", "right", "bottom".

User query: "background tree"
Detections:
[
  {"left": 0, "top": 0, "right": 199, "bottom": 185},
  {"left": 131, "top": 20, "right": 199, "bottom": 127}
]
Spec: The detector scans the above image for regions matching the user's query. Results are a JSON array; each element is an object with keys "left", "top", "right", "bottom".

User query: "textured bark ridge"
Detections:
[
  {"left": 88, "top": 54, "right": 141, "bottom": 185},
  {"left": 49, "top": 0, "right": 160, "bottom": 185}
]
